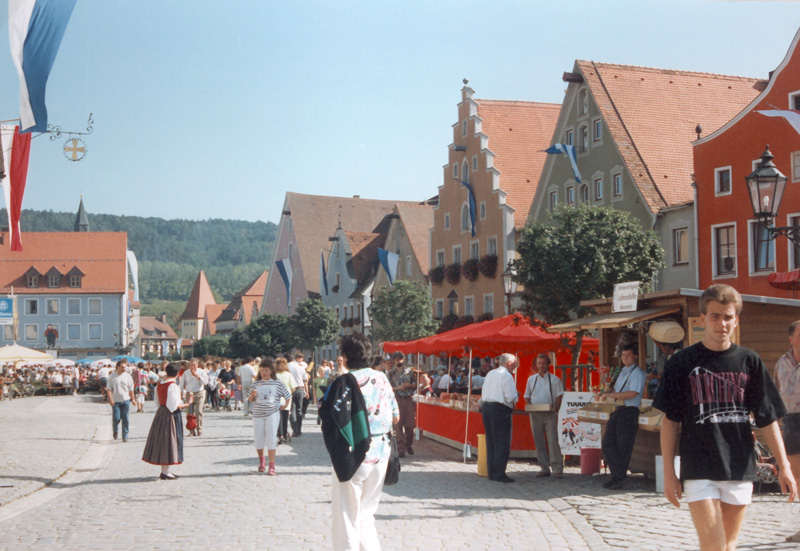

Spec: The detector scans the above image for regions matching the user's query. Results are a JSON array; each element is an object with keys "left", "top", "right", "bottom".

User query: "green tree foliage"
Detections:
[
  {"left": 227, "top": 313, "right": 294, "bottom": 358},
  {"left": 139, "top": 300, "right": 186, "bottom": 329},
  {"left": 291, "top": 299, "right": 340, "bottom": 351},
  {"left": 514, "top": 205, "right": 664, "bottom": 360},
  {"left": 192, "top": 336, "right": 231, "bottom": 358},
  {"left": 370, "top": 280, "right": 439, "bottom": 343}
]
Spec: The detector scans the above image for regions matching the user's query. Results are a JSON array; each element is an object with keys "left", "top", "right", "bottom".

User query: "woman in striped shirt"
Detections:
[{"left": 248, "top": 357, "right": 291, "bottom": 474}]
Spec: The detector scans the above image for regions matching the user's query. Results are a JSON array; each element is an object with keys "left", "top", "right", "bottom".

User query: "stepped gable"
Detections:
[
  {"left": 180, "top": 270, "right": 216, "bottom": 320},
  {"left": 395, "top": 203, "right": 434, "bottom": 275},
  {"left": 577, "top": 60, "right": 760, "bottom": 212},
  {"left": 474, "top": 99, "right": 560, "bottom": 227},
  {"left": 0, "top": 231, "right": 127, "bottom": 293},
  {"left": 286, "top": 192, "right": 423, "bottom": 295}
]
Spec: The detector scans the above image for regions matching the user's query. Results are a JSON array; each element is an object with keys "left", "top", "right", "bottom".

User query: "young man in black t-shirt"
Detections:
[{"left": 655, "top": 284, "right": 796, "bottom": 551}]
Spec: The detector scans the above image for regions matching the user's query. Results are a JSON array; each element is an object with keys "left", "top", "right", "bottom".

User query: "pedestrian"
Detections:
[
  {"left": 524, "top": 353, "right": 564, "bottom": 478},
  {"left": 274, "top": 356, "right": 294, "bottom": 444},
  {"left": 142, "top": 363, "right": 189, "bottom": 480},
  {"left": 248, "top": 357, "right": 291, "bottom": 474},
  {"left": 206, "top": 361, "right": 220, "bottom": 412},
  {"left": 236, "top": 358, "right": 256, "bottom": 416},
  {"left": 107, "top": 360, "right": 135, "bottom": 442},
  {"left": 326, "top": 332, "right": 399, "bottom": 551},
  {"left": 287, "top": 353, "right": 309, "bottom": 436},
  {"left": 599, "top": 343, "right": 645, "bottom": 490},
  {"left": 774, "top": 319, "right": 800, "bottom": 543},
  {"left": 655, "top": 284, "right": 797, "bottom": 551},
  {"left": 181, "top": 359, "right": 208, "bottom": 436},
  {"left": 480, "top": 353, "right": 519, "bottom": 483},
  {"left": 387, "top": 352, "right": 416, "bottom": 457}
]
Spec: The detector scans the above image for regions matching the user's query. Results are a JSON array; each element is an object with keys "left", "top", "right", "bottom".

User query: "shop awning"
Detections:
[
  {"left": 768, "top": 269, "right": 800, "bottom": 291},
  {"left": 545, "top": 305, "right": 682, "bottom": 332}
]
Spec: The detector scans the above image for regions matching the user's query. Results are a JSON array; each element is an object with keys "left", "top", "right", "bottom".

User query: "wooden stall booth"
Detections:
[{"left": 548, "top": 288, "right": 800, "bottom": 476}]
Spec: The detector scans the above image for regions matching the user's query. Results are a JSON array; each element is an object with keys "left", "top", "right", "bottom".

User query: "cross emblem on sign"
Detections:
[{"left": 63, "top": 138, "right": 86, "bottom": 161}]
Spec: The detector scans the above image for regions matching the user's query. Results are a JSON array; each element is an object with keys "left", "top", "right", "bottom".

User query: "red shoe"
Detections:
[{"left": 258, "top": 458, "right": 266, "bottom": 473}]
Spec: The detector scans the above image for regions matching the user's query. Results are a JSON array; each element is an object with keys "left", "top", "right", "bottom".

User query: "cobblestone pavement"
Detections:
[{"left": 0, "top": 396, "right": 798, "bottom": 550}]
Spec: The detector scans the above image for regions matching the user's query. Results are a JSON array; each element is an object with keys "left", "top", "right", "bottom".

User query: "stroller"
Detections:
[{"left": 218, "top": 384, "right": 232, "bottom": 412}]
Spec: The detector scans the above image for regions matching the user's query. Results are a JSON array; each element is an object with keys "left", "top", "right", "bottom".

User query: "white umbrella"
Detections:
[
  {"left": 0, "top": 343, "right": 53, "bottom": 362},
  {"left": 91, "top": 359, "right": 114, "bottom": 369}
]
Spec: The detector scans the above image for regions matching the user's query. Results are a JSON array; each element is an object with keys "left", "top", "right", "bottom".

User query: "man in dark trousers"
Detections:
[{"left": 480, "top": 353, "right": 518, "bottom": 483}]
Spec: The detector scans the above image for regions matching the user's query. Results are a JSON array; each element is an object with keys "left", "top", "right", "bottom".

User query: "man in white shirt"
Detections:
[
  {"left": 182, "top": 359, "right": 209, "bottom": 436},
  {"left": 237, "top": 358, "right": 257, "bottom": 417},
  {"left": 524, "top": 354, "right": 565, "bottom": 478},
  {"left": 287, "top": 353, "right": 309, "bottom": 436},
  {"left": 107, "top": 360, "right": 135, "bottom": 442},
  {"left": 480, "top": 353, "right": 519, "bottom": 483}
]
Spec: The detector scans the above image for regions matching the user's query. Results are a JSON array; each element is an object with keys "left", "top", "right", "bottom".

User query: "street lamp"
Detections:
[
  {"left": 746, "top": 145, "right": 800, "bottom": 246},
  {"left": 502, "top": 261, "right": 518, "bottom": 314}
]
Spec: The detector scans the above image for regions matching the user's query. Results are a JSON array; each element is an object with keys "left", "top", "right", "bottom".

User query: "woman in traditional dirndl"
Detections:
[{"left": 142, "top": 363, "right": 188, "bottom": 480}]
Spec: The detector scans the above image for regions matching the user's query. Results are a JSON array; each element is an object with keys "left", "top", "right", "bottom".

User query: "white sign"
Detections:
[
  {"left": 558, "top": 391, "right": 601, "bottom": 455},
  {"left": 612, "top": 281, "right": 639, "bottom": 313},
  {"left": 0, "top": 297, "right": 12, "bottom": 326}
]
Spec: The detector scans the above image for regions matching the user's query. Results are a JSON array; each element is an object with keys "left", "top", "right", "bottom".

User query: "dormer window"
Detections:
[
  {"left": 27, "top": 274, "right": 39, "bottom": 288},
  {"left": 69, "top": 275, "right": 81, "bottom": 288},
  {"left": 48, "top": 275, "right": 60, "bottom": 288}
]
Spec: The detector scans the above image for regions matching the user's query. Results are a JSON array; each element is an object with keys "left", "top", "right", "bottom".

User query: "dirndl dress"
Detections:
[{"left": 142, "top": 381, "right": 184, "bottom": 465}]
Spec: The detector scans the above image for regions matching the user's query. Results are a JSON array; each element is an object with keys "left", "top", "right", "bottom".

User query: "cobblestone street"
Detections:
[{"left": 0, "top": 395, "right": 798, "bottom": 551}]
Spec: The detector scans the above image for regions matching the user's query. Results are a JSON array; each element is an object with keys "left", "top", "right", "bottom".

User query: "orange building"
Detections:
[{"left": 694, "top": 28, "right": 800, "bottom": 297}]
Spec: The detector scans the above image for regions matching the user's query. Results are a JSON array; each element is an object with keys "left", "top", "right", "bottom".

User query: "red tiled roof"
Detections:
[
  {"left": 395, "top": 203, "right": 434, "bottom": 275},
  {"left": 203, "top": 304, "right": 227, "bottom": 336},
  {"left": 345, "top": 231, "right": 387, "bottom": 286},
  {"left": 577, "top": 60, "right": 761, "bottom": 211},
  {"left": 474, "top": 100, "right": 561, "bottom": 227},
  {"left": 0, "top": 231, "right": 128, "bottom": 294},
  {"left": 139, "top": 316, "right": 178, "bottom": 339},
  {"left": 180, "top": 270, "right": 216, "bottom": 320},
  {"left": 234, "top": 270, "right": 268, "bottom": 299}
]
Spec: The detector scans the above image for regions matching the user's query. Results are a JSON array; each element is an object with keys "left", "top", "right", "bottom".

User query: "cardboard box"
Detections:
[
  {"left": 524, "top": 404, "right": 555, "bottom": 412},
  {"left": 638, "top": 407, "right": 664, "bottom": 431},
  {"left": 578, "top": 402, "right": 617, "bottom": 422}
]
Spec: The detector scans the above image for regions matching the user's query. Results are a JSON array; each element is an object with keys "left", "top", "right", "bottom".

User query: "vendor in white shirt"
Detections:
[
  {"left": 524, "top": 354, "right": 565, "bottom": 478},
  {"left": 480, "top": 353, "right": 519, "bottom": 483}
]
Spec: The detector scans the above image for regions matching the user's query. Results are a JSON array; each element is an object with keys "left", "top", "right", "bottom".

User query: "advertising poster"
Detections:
[
  {"left": 0, "top": 297, "right": 12, "bottom": 325},
  {"left": 558, "top": 391, "right": 601, "bottom": 455}
]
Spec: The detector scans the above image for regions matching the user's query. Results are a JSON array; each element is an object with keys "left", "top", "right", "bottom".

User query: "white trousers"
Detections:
[
  {"left": 253, "top": 413, "right": 280, "bottom": 450},
  {"left": 331, "top": 459, "right": 388, "bottom": 551}
]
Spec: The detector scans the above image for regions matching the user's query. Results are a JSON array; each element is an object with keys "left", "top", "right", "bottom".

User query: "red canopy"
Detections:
[
  {"left": 768, "top": 269, "right": 800, "bottom": 291},
  {"left": 383, "top": 313, "right": 598, "bottom": 358}
]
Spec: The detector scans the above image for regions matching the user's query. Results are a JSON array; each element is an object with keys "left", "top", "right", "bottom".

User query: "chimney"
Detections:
[{"left": 158, "top": 313, "right": 168, "bottom": 324}]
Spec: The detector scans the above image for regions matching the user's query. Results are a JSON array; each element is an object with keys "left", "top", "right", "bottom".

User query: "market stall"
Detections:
[{"left": 384, "top": 314, "right": 599, "bottom": 455}]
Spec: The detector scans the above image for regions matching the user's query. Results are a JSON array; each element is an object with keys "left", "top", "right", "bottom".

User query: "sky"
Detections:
[{"left": 1, "top": 0, "right": 800, "bottom": 225}]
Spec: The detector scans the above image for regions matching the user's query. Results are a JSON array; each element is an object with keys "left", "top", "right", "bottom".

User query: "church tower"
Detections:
[{"left": 74, "top": 197, "right": 89, "bottom": 232}]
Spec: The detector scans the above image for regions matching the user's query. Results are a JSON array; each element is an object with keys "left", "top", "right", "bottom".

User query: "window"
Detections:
[
  {"left": 487, "top": 236, "right": 497, "bottom": 256},
  {"left": 67, "top": 298, "right": 80, "bottom": 315},
  {"left": 715, "top": 167, "right": 732, "bottom": 196},
  {"left": 479, "top": 201, "right": 486, "bottom": 220},
  {"left": 578, "top": 89, "right": 588, "bottom": 116},
  {"left": 448, "top": 296, "right": 458, "bottom": 316},
  {"left": 462, "top": 160, "right": 469, "bottom": 184},
  {"left": 579, "top": 184, "right": 589, "bottom": 203},
  {"left": 3, "top": 326, "right": 13, "bottom": 340},
  {"left": 435, "top": 299, "right": 444, "bottom": 319},
  {"left": 566, "top": 186, "right": 575, "bottom": 205},
  {"left": 484, "top": 294, "right": 494, "bottom": 314},
  {"left": 462, "top": 119, "right": 468, "bottom": 137},
  {"left": 46, "top": 299, "right": 59, "bottom": 315},
  {"left": 791, "top": 215, "right": 800, "bottom": 269},
  {"left": 287, "top": 218, "right": 293, "bottom": 234},
  {"left": 461, "top": 203, "right": 470, "bottom": 231},
  {"left": 673, "top": 228, "right": 689, "bottom": 265},
  {"left": 612, "top": 173, "right": 622, "bottom": 197},
  {"left": 48, "top": 274, "right": 60, "bottom": 288},
  {"left": 792, "top": 152, "right": 800, "bottom": 182},
  {"left": 453, "top": 246, "right": 462, "bottom": 265},
  {"left": 436, "top": 250, "right": 445, "bottom": 267},
  {"left": 453, "top": 163, "right": 458, "bottom": 178},
  {"left": 714, "top": 224, "right": 736, "bottom": 276},
  {"left": 565, "top": 129, "right": 574, "bottom": 146},
  {"left": 89, "top": 298, "right": 102, "bottom": 315},
  {"left": 472, "top": 155, "right": 478, "bottom": 172},
  {"left": 549, "top": 190, "right": 558, "bottom": 211},
  {"left": 25, "top": 324, "right": 38, "bottom": 340},
  {"left": 592, "top": 118, "right": 602, "bottom": 142},
  {"left": 68, "top": 324, "right": 80, "bottom": 340},
  {"left": 288, "top": 242, "right": 293, "bottom": 260},
  {"left": 750, "top": 220, "right": 775, "bottom": 273},
  {"left": 444, "top": 213, "right": 450, "bottom": 230},
  {"left": 89, "top": 324, "right": 102, "bottom": 340},
  {"left": 25, "top": 299, "right": 38, "bottom": 315},
  {"left": 69, "top": 275, "right": 81, "bottom": 288},
  {"left": 579, "top": 126, "right": 588, "bottom": 152},
  {"left": 406, "top": 255, "right": 412, "bottom": 276},
  {"left": 464, "top": 297, "right": 474, "bottom": 317},
  {"left": 594, "top": 177, "right": 603, "bottom": 201},
  {"left": 791, "top": 91, "right": 800, "bottom": 111},
  {"left": 470, "top": 241, "right": 479, "bottom": 260},
  {"left": 27, "top": 274, "right": 38, "bottom": 288}
]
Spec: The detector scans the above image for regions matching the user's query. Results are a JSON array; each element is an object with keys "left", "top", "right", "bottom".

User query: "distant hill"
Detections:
[{"left": 6, "top": 208, "right": 278, "bottom": 304}]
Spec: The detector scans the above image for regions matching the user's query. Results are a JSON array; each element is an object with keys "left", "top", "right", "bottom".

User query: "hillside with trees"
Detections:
[{"left": 7, "top": 208, "right": 278, "bottom": 327}]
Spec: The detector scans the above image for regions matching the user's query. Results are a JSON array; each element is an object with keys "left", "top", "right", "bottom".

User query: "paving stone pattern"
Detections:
[{"left": 0, "top": 395, "right": 798, "bottom": 550}]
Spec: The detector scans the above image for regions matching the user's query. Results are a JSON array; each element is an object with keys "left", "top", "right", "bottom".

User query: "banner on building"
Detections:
[{"left": 0, "top": 297, "right": 12, "bottom": 325}]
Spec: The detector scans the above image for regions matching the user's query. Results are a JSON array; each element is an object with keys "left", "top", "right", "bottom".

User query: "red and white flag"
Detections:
[{"left": 0, "top": 124, "right": 32, "bottom": 251}]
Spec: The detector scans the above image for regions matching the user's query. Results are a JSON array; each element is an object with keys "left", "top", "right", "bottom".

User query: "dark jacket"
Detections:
[{"left": 319, "top": 372, "right": 371, "bottom": 482}]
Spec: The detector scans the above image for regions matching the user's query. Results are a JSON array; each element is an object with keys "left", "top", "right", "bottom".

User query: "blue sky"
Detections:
[{"left": 1, "top": 1, "right": 799, "bottom": 224}]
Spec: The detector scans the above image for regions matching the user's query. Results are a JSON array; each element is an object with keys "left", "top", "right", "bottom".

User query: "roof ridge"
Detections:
[
  {"left": 475, "top": 98, "right": 561, "bottom": 108},
  {"left": 578, "top": 59, "right": 760, "bottom": 82}
]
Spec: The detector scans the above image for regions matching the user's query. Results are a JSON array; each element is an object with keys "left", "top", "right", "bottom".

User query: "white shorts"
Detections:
[
  {"left": 683, "top": 479, "right": 753, "bottom": 506},
  {"left": 253, "top": 413, "right": 280, "bottom": 451}
]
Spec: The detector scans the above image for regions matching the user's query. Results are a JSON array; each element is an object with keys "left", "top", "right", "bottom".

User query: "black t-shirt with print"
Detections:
[{"left": 653, "top": 342, "right": 785, "bottom": 482}]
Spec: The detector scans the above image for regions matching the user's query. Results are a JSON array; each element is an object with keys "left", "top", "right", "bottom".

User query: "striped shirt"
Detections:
[{"left": 250, "top": 379, "right": 291, "bottom": 417}]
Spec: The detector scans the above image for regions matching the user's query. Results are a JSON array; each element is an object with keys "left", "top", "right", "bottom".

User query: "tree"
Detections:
[
  {"left": 514, "top": 204, "right": 664, "bottom": 361},
  {"left": 193, "top": 335, "right": 231, "bottom": 358},
  {"left": 228, "top": 313, "right": 294, "bottom": 358},
  {"left": 370, "top": 280, "right": 439, "bottom": 343},
  {"left": 290, "top": 299, "right": 340, "bottom": 353}
]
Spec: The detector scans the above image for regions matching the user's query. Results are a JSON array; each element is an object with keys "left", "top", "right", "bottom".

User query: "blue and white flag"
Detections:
[
  {"left": 544, "top": 144, "right": 581, "bottom": 183},
  {"left": 9, "top": 0, "right": 78, "bottom": 133},
  {"left": 319, "top": 250, "right": 328, "bottom": 296},
  {"left": 275, "top": 257, "right": 293, "bottom": 308},
  {"left": 460, "top": 180, "right": 477, "bottom": 237},
  {"left": 126, "top": 250, "right": 140, "bottom": 302},
  {"left": 377, "top": 248, "right": 399, "bottom": 285},
  {"left": 757, "top": 110, "right": 800, "bottom": 137}
]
